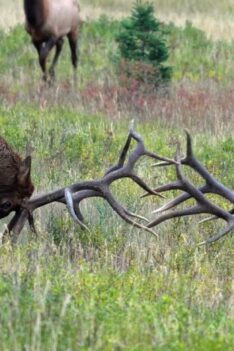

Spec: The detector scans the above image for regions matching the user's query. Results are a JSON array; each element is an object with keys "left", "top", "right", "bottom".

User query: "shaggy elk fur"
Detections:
[
  {"left": 0, "top": 137, "right": 34, "bottom": 219},
  {"left": 24, "top": 0, "right": 81, "bottom": 81}
]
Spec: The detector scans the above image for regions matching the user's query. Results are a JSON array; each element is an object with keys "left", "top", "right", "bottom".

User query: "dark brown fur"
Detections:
[
  {"left": 24, "top": 0, "right": 45, "bottom": 28},
  {"left": 0, "top": 137, "right": 34, "bottom": 219}
]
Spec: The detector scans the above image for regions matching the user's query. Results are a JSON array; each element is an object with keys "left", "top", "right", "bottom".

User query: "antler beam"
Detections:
[
  {"left": 3, "top": 128, "right": 233, "bottom": 245},
  {"left": 5, "top": 124, "right": 176, "bottom": 243}
]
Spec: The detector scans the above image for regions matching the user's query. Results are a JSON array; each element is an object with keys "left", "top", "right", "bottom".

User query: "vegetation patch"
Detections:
[{"left": 0, "top": 3, "right": 233, "bottom": 349}]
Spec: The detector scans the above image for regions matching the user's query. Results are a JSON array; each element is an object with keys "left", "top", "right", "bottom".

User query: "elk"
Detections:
[
  {"left": 0, "top": 136, "right": 34, "bottom": 220},
  {"left": 24, "top": 0, "right": 81, "bottom": 82}
]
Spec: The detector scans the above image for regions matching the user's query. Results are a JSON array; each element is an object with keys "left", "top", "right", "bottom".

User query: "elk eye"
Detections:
[{"left": 0, "top": 201, "right": 12, "bottom": 211}]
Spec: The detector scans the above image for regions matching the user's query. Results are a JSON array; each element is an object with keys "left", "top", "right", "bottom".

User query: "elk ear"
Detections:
[{"left": 18, "top": 156, "right": 32, "bottom": 187}]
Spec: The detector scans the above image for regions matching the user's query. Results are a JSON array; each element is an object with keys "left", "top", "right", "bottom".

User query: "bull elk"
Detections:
[
  {"left": 24, "top": 0, "right": 81, "bottom": 82},
  {"left": 1, "top": 127, "right": 233, "bottom": 245}
]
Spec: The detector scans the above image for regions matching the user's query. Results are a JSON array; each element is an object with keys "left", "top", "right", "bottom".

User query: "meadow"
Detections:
[{"left": 0, "top": 1, "right": 233, "bottom": 350}]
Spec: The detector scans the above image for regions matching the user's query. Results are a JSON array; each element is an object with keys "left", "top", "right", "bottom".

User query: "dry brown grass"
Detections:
[
  {"left": 1, "top": 0, "right": 234, "bottom": 41},
  {"left": 1, "top": 75, "right": 234, "bottom": 136}
]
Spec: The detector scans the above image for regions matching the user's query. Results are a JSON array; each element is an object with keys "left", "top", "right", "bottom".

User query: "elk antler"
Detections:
[
  {"left": 4, "top": 123, "right": 176, "bottom": 243},
  {"left": 147, "top": 132, "right": 234, "bottom": 245}
]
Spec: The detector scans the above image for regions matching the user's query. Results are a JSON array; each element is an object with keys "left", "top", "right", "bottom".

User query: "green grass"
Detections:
[
  {"left": 0, "top": 241, "right": 233, "bottom": 351},
  {"left": 0, "top": 105, "right": 233, "bottom": 350},
  {"left": 1, "top": 19, "right": 234, "bottom": 86},
  {"left": 0, "top": 13, "right": 233, "bottom": 351}
]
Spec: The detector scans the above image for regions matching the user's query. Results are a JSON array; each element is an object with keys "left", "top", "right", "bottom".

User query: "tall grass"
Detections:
[
  {"left": 0, "top": 106, "right": 233, "bottom": 350},
  {"left": 80, "top": 0, "right": 234, "bottom": 15},
  {"left": 0, "top": 20, "right": 234, "bottom": 134},
  {"left": 0, "top": 11, "right": 233, "bottom": 351}
]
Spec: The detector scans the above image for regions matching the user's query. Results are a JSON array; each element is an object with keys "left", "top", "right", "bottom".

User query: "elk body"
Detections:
[
  {"left": 0, "top": 137, "right": 34, "bottom": 219},
  {"left": 24, "top": 0, "right": 81, "bottom": 81}
]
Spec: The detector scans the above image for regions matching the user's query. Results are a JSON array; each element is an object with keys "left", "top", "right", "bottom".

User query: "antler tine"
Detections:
[
  {"left": 105, "top": 133, "right": 132, "bottom": 175},
  {"left": 64, "top": 175, "right": 156, "bottom": 236},
  {"left": 103, "top": 191, "right": 157, "bottom": 237},
  {"left": 3, "top": 209, "right": 36, "bottom": 243},
  {"left": 199, "top": 207, "right": 234, "bottom": 224},
  {"left": 105, "top": 120, "right": 137, "bottom": 176},
  {"left": 103, "top": 125, "right": 174, "bottom": 198},
  {"left": 64, "top": 188, "right": 90, "bottom": 231},
  {"left": 147, "top": 148, "right": 206, "bottom": 227},
  {"left": 2, "top": 211, "right": 22, "bottom": 242},
  {"left": 182, "top": 131, "right": 234, "bottom": 203},
  {"left": 126, "top": 211, "right": 149, "bottom": 223},
  {"left": 152, "top": 193, "right": 190, "bottom": 214},
  {"left": 148, "top": 205, "right": 204, "bottom": 227},
  {"left": 142, "top": 181, "right": 185, "bottom": 198},
  {"left": 151, "top": 130, "right": 234, "bottom": 204},
  {"left": 27, "top": 212, "right": 37, "bottom": 235},
  {"left": 175, "top": 148, "right": 233, "bottom": 222},
  {"left": 148, "top": 145, "right": 234, "bottom": 243},
  {"left": 183, "top": 129, "right": 193, "bottom": 161},
  {"left": 176, "top": 148, "right": 234, "bottom": 242},
  {"left": 145, "top": 150, "right": 178, "bottom": 165},
  {"left": 11, "top": 209, "right": 30, "bottom": 244},
  {"left": 131, "top": 174, "right": 166, "bottom": 198},
  {"left": 149, "top": 184, "right": 209, "bottom": 215},
  {"left": 105, "top": 121, "right": 176, "bottom": 179},
  {"left": 152, "top": 161, "right": 173, "bottom": 167},
  {"left": 198, "top": 215, "right": 217, "bottom": 224},
  {"left": 63, "top": 189, "right": 149, "bottom": 223},
  {"left": 128, "top": 127, "right": 177, "bottom": 166},
  {"left": 198, "top": 223, "right": 234, "bottom": 245}
]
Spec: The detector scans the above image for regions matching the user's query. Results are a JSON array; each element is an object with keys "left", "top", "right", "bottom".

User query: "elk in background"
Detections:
[{"left": 24, "top": 0, "right": 81, "bottom": 82}]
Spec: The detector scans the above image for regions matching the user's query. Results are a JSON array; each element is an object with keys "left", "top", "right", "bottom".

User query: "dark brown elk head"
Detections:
[{"left": 0, "top": 137, "right": 34, "bottom": 219}]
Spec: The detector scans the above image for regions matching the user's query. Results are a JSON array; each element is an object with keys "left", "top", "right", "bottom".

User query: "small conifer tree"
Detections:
[{"left": 116, "top": 1, "right": 172, "bottom": 87}]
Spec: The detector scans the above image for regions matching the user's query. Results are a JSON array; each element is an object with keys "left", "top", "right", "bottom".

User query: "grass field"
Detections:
[
  {"left": 0, "top": 1, "right": 233, "bottom": 350},
  {"left": 1, "top": 0, "right": 234, "bottom": 41}
]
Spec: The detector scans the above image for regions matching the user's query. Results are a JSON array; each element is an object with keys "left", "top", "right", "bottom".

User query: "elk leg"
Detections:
[
  {"left": 33, "top": 40, "right": 41, "bottom": 55},
  {"left": 67, "top": 32, "right": 79, "bottom": 84},
  {"left": 33, "top": 40, "right": 44, "bottom": 77},
  {"left": 49, "top": 38, "right": 64, "bottom": 80},
  {"left": 39, "top": 37, "right": 57, "bottom": 81},
  {"left": 33, "top": 40, "right": 47, "bottom": 81}
]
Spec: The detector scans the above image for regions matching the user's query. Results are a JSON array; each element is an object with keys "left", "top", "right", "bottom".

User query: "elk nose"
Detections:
[{"left": 1, "top": 201, "right": 12, "bottom": 210}]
